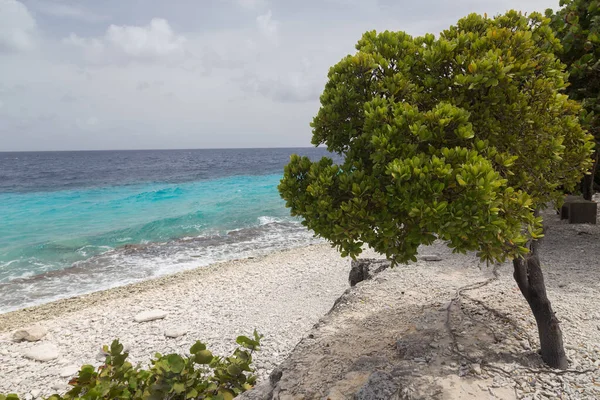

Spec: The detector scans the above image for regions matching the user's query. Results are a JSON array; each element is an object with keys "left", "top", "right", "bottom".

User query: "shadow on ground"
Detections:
[{"left": 247, "top": 288, "right": 537, "bottom": 399}]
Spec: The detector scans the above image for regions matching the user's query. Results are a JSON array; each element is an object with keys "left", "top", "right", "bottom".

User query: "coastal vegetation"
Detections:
[
  {"left": 279, "top": 10, "right": 595, "bottom": 369},
  {"left": 547, "top": 0, "right": 600, "bottom": 199},
  {"left": 0, "top": 333, "right": 261, "bottom": 400}
]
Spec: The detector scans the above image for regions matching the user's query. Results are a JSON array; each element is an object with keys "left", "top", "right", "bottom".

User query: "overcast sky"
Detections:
[{"left": 0, "top": 0, "right": 562, "bottom": 151}]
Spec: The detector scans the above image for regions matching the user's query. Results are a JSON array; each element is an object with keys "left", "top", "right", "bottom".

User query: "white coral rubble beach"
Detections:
[{"left": 0, "top": 244, "right": 370, "bottom": 397}]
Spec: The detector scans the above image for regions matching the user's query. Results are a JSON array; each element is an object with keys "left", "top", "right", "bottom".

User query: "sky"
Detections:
[{"left": 0, "top": 0, "right": 563, "bottom": 151}]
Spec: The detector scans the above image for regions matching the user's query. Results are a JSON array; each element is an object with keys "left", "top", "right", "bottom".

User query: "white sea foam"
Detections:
[
  {"left": 76, "top": 245, "right": 112, "bottom": 257},
  {"left": 258, "top": 216, "right": 283, "bottom": 225},
  {"left": 0, "top": 220, "right": 322, "bottom": 314}
]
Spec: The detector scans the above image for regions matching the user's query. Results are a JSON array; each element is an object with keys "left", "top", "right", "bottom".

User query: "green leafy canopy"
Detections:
[
  {"left": 548, "top": 0, "right": 600, "bottom": 138},
  {"left": 279, "top": 11, "right": 594, "bottom": 264},
  {"left": 547, "top": 0, "right": 600, "bottom": 184}
]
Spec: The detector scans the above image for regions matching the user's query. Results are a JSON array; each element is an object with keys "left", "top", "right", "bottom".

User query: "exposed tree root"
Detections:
[{"left": 443, "top": 268, "right": 595, "bottom": 378}]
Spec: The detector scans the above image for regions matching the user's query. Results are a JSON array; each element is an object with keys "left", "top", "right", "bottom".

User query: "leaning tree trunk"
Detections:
[{"left": 512, "top": 251, "right": 568, "bottom": 369}]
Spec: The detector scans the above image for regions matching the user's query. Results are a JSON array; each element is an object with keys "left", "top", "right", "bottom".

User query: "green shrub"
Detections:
[{"left": 1, "top": 331, "right": 262, "bottom": 400}]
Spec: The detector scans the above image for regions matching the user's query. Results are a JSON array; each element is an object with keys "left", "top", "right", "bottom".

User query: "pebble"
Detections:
[
  {"left": 420, "top": 254, "right": 442, "bottom": 262},
  {"left": 51, "top": 382, "right": 67, "bottom": 391},
  {"left": 470, "top": 363, "right": 482, "bottom": 375},
  {"left": 23, "top": 343, "right": 59, "bottom": 362},
  {"left": 134, "top": 309, "right": 168, "bottom": 322},
  {"left": 12, "top": 326, "right": 48, "bottom": 342},
  {"left": 59, "top": 365, "right": 80, "bottom": 378},
  {"left": 165, "top": 327, "right": 187, "bottom": 338}
]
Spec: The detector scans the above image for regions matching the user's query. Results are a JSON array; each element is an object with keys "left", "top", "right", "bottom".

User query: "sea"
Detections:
[{"left": 0, "top": 148, "right": 336, "bottom": 314}]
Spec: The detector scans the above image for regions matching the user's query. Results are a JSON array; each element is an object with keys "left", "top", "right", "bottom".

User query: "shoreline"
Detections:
[
  {"left": 0, "top": 243, "right": 381, "bottom": 397},
  {"left": 0, "top": 217, "right": 318, "bottom": 316},
  {"left": 0, "top": 243, "right": 321, "bottom": 333}
]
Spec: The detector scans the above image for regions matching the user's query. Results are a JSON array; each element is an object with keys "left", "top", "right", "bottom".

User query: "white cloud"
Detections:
[
  {"left": 1, "top": 0, "right": 563, "bottom": 151},
  {"left": 256, "top": 10, "right": 278, "bottom": 43},
  {"left": 64, "top": 18, "right": 187, "bottom": 63},
  {"left": 0, "top": 0, "right": 37, "bottom": 52},
  {"left": 63, "top": 33, "right": 105, "bottom": 60},
  {"left": 106, "top": 18, "right": 186, "bottom": 58}
]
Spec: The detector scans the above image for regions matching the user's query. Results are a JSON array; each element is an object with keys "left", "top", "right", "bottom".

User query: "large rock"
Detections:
[
  {"left": 349, "top": 259, "right": 391, "bottom": 286},
  {"left": 134, "top": 309, "right": 168, "bottom": 322},
  {"left": 23, "top": 343, "right": 59, "bottom": 362},
  {"left": 13, "top": 326, "right": 48, "bottom": 342}
]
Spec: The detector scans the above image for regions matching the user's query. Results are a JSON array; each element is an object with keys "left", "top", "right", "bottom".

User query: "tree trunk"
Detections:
[
  {"left": 512, "top": 254, "right": 568, "bottom": 369},
  {"left": 582, "top": 150, "right": 598, "bottom": 201}
]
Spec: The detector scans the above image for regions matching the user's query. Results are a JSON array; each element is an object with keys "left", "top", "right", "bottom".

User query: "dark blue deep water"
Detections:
[{"left": 0, "top": 148, "right": 333, "bottom": 313}]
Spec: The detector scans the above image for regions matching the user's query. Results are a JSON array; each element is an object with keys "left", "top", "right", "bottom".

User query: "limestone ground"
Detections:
[{"left": 251, "top": 204, "right": 600, "bottom": 400}]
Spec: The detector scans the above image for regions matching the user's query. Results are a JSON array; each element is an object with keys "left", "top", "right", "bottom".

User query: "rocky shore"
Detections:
[
  {"left": 0, "top": 244, "right": 383, "bottom": 397},
  {"left": 1, "top": 204, "right": 599, "bottom": 399}
]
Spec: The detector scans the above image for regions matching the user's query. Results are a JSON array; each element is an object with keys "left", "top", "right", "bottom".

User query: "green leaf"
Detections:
[
  {"left": 194, "top": 350, "right": 213, "bottom": 364},
  {"left": 166, "top": 354, "right": 185, "bottom": 374},
  {"left": 190, "top": 341, "right": 207, "bottom": 354},
  {"left": 236, "top": 335, "right": 259, "bottom": 350},
  {"left": 172, "top": 382, "right": 185, "bottom": 394},
  {"left": 219, "top": 389, "right": 235, "bottom": 400},
  {"left": 227, "top": 365, "right": 242, "bottom": 376}
]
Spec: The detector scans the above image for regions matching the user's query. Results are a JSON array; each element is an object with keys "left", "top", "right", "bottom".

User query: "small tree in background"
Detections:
[
  {"left": 548, "top": 0, "right": 600, "bottom": 199},
  {"left": 279, "top": 11, "right": 594, "bottom": 369}
]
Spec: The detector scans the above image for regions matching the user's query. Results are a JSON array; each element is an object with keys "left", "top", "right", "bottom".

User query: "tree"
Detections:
[
  {"left": 548, "top": 0, "right": 600, "bottom": 199},
  {"left": 278, "top": 11, "right": 594, "bottom": 369}
]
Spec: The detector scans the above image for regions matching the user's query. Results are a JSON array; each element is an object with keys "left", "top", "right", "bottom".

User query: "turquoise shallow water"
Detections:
[
  {"left": 0, "top": 148, "right": 331, "bottom": 313},
  {"left": 0, "top": 174, "right": 293, "bottom": 281}
]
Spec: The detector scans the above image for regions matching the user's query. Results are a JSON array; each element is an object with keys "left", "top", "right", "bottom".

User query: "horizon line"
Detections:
[{"left": 0, "top": 145, "right": 321, "bottom": 153}]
